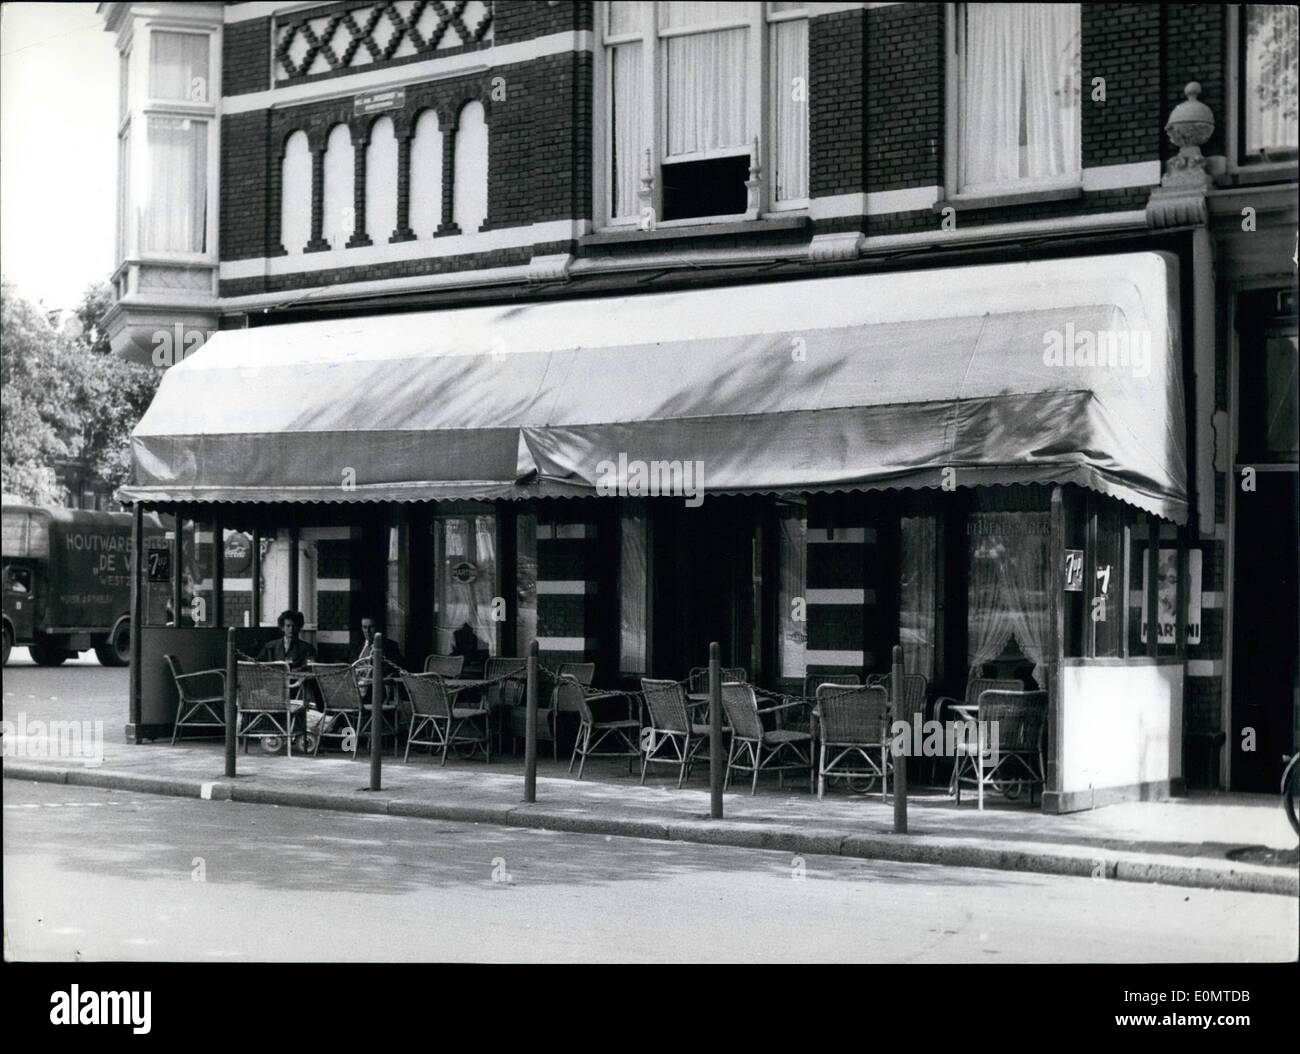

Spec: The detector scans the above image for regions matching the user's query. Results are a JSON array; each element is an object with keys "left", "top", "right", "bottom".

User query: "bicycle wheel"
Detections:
[{"left": 1282, "top": 753, "right": 1300, "bottom": 838}]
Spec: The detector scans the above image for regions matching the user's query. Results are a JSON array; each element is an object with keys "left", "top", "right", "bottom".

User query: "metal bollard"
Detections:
[
  {"left": 224, "top": 628, "right": 237, "bottom": 778},
  {"left": 369, "top": 632, "right": 383, "bottom": 792},
  {"left": 524, "top": 640, "right": 538, "bottom": 803},
  {"left": 709, "top": 642, "right": 723, "bottom": 819},
  {"left": 891, "top": 643, "right": 907, "bottom": 834}
]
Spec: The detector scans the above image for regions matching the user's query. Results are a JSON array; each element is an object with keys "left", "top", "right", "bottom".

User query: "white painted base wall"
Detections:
[{"left": 1059, "top": 664, "right": 1184, "bottom": 795}]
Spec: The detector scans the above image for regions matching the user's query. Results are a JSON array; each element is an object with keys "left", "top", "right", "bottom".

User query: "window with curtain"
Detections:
[
  {"left": 966, "top": 512, "right": 1051, "bottom": 687},
  {"left": 322, "top": 124, "right": 354, "bottom": 249},
  {"left": 1241, "top": 4, "right": 1299, "bottom": 163},
  {"left": 619, "top": 505, "right": 649, "bottom": 673},
  {"left": 602, "top": 2, "right": 809, "bottom": 224},
  {"left": 149, "top": 31, "right": 209, "bottom": 103},
  {"left": 956, "top": 2, "right": 1081, "bottom": 193},
  {"left": 899, "top": 516, "right": 937, "bottom": 679},
  {"left": 280, "top": 130, "right": 311, "bottom": 254},
  {"left": 141, "top": 116, "right": 208, "bottom": 253},
  {"left": 365, "top": 116, "right": 398, "bottom": 244},
  {"left": 409, "top": 109, "right": 443, "bottom": 237},
  {"left": 453, "top": 101, "right": 489, "bottom": 233},
  {"left": 769, "top": 3, "right": 808, "bottom": 203},
  {"left": 778, "top": 506, "right": 807, "bottom": 678},
  {"left": 433, "top": 515, "right": 498, "bottom": 658}
]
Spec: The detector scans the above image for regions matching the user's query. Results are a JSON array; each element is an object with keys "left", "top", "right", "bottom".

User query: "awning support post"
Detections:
[
  {"left": 524, "top": 639, "right": 539, "bottom": 803},
  {"left": 172, "top": 508, "right": 184, "bottom": 626},
  {"left": 224, "top": 628, "right": 237, "bottom": 778},
  {"left": 369, "top": 633, "right": 383, "bottom": 792},
  {"left": 891, "top": 644, "right": 908, "bottom": 834},
  {"left": 710, "top": 642, "right": 723, "bottom": 819}
]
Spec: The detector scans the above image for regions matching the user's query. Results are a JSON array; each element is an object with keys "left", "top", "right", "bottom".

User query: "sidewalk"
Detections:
[{"left": 4, "top": 733, "right": 1296, "bottom": 896}]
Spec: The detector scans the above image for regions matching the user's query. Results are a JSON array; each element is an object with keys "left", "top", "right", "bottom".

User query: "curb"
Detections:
[{"left": 5, "top": 763, "right": 1294, "bottom": 897}]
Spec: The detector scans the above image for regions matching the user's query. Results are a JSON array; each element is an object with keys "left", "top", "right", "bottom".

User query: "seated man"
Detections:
[{"left": 351, "top": 615, "right": 405, "bottom": 671}]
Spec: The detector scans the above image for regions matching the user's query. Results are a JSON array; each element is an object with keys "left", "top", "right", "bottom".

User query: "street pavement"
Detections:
[{"left": 4, "top": 780, "right": 1296, "bottom": 963}]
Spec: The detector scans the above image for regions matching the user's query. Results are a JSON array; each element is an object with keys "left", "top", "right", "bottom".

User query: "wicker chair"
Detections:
[
  {"left": 423, "top": 654, "right": 465, "bottom": 677},
  {"left": 483, "top": 656, "right": 529, "bottom": 750},
  {"left": 720, "top": 683, "right": 814, "bottom": 795},
  {"left": 792, "top": 673, "right": 861, "bottom": 736},
  {"left": 934, "top": 676, "right": 1022, "bottom": 788},
  {"left": 565, "top": 676, "right": 641, "bottom": 779},
  {"left": 815, "top": 683, "right": 892, "bottom": 800},
  {"left": 546, "top": 662, "right": 596, "bottom": 756},
  {"left": 307, "top": 662, "right": 364, "bottom": 757},
  {"left": 166, "top": 655, "right": 227, "bottom": 745},
  {"left": 399, "top": 672, "right": 491, "bottom": 765},
  {"left": 640, "top": 678, "right": 712, "bottom": 787},
  {"left": 953, "top": 689, "right": 1047, "bottom": 809},
  {"left": 236, "top": 661, "right": 301, "bottom": 755}
]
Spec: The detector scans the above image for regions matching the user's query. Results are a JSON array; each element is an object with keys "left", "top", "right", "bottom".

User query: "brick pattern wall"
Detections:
[
  {"left": 865, "top": 2, "right": 943, "bottom": 193},
  {"left": 1081, "top": 4, "right": 1163, "bottom": 167},
  {"left": 494, "top": 0, "right": 590, "bottom": 45},
  {"left": 809, "top": 9, "right": 866, "bottom": 200},
  {"left": 224, "top": 17, "right": 272, "bottom": 97}
]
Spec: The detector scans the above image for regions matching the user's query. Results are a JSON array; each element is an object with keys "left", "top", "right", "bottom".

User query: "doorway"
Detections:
[{"left": 651, "top": 499, "right": 760, "bottom": 677}]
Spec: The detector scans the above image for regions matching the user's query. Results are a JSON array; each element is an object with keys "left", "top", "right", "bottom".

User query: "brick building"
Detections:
[{"left": 101, "top": 2, "right": 1297, "bottom": 807}]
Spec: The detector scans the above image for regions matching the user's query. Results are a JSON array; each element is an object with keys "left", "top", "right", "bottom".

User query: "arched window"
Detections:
[
  {"left": 365, "top": 116, "right": 398, "bottom": 244},
  {"left": 279, "top": 130, "right": 311, "bottom": 254},
  {"left": 453, "top": 100, "right": 488, "bottom": 233},
  {"left": 408, "top": 109, "right": 442, "bottom": 238},
  {"left": 321, "top": 123, "right": 354, "bottom": 249}
]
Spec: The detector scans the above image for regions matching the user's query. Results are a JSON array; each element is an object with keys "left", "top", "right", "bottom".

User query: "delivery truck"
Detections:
[{"left": 1, "top": 504, "right": 161, "bottom": 667}]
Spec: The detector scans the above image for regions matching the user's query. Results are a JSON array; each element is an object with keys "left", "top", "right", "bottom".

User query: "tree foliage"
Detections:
[{"left": 1, "top": 279, "right": 160, "bottom": 505}]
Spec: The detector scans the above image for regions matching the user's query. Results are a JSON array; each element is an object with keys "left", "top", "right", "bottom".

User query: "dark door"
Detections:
[
  {"left": 652, "top": 500, "right": 757, "bottom": 677},
  {"left": 1231, "top": 469, "right": 1299, "bottom": 791}
]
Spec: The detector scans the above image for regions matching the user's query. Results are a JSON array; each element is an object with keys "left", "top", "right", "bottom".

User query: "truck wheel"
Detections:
[
  {"left": 29, "top": 642, "right": 70, "bottom": 667},
  {"left": 2, "top": 625, "right": 11, "bottom": 667},
  {"left": 95, "top": 621, "right": 131, "bottom": 667}
]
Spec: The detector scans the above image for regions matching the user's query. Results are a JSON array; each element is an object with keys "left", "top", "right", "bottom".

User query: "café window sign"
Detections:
[{"left": 1141, "top": 548, "right": 1202, "bottom": 646}]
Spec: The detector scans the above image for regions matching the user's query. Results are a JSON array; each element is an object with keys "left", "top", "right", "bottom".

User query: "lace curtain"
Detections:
[
  {"left": 619, "top": 507, "right": 649, "bottom": 673},
  {"left": 610, "top": 42, "right": 643, "bottom": 218},
  {"left": 665, "top": 26, "right": 747, "bottom": 157},
  {"left": 771, "top": 16, "right": 808, "bottom": 201},
  {"left": 434, "top": 516, "right": 498, "bottom": 657},
  {"left": 900, "top": 516, "right": 937, "bottom": 678},
  {"left": 142, "top": 116, "right": 207, "bottom": 253},
  {"left": 967, "top": 512, "right": 1051, "bottom": 686},
  {"left": 149, "top": 31, "right": 208, "bottom": 102},
  {"left": 1244, "top": 4, "right": 1300, "bottom": 155},
  {"left": 959, "top": 2, "right": 1080, "bottom": 189},
  {"left": 778, "top": 508, "right": 807, "bottom": 678}
]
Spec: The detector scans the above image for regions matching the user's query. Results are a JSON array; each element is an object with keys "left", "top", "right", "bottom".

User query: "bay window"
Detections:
[
  {"left": 601, "top": 1, "right": 809, "bottom": 226},
  {"left": 1237, "top": 4, "right": 1299, "bottom": 166},
  {"left": 951, "top": 2, "right": 1081, "bottom": 196}
]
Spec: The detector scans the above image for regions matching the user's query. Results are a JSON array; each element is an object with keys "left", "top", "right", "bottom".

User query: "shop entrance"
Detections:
[
  {"left": 651, "top": 499, "right": 760, "bottom": 678},
  {"left": 1231, "top": 469, "right": 1299, "bottom": 791}
]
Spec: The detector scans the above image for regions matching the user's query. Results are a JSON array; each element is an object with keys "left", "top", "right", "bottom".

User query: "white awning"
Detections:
[{"left": 124, "top": 251, "right": 1187, "bottom": 522}]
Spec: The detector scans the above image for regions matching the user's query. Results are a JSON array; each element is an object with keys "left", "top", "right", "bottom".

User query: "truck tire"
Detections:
[
  {"left": 29, "top": 641, "right": 70, "bottom": 666},
  {"left": 95, "top": 620, "right": 131, "bottom": 667},
  {"left": 2, "top": 625, "right": 11, "bottom": 667}
]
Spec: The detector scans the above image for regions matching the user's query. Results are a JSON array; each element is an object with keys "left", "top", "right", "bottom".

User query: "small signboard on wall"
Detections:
[
  {"left": 1141, "top": 548, "right": 1203, "bottom": 646},
  {"left": 1063, "top": 549, "right": 1084, "bottom": 592},
  {"left": 354, "top": 87, "right": 405, "bottom": 115}
]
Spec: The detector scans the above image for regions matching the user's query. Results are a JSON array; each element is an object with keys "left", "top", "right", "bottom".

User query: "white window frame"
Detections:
[
  {"left": 594, "top": 2, "right": 809, "bottom": 230},
  {"left": 1227, "top": 4, "right": 1300, "bottom": 178},
  {"left": 944, "top": 2, "right": 1083, "bottom": 201},
  {"left": 132, "top": 20, "right": 220, "bottom": 266}
]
